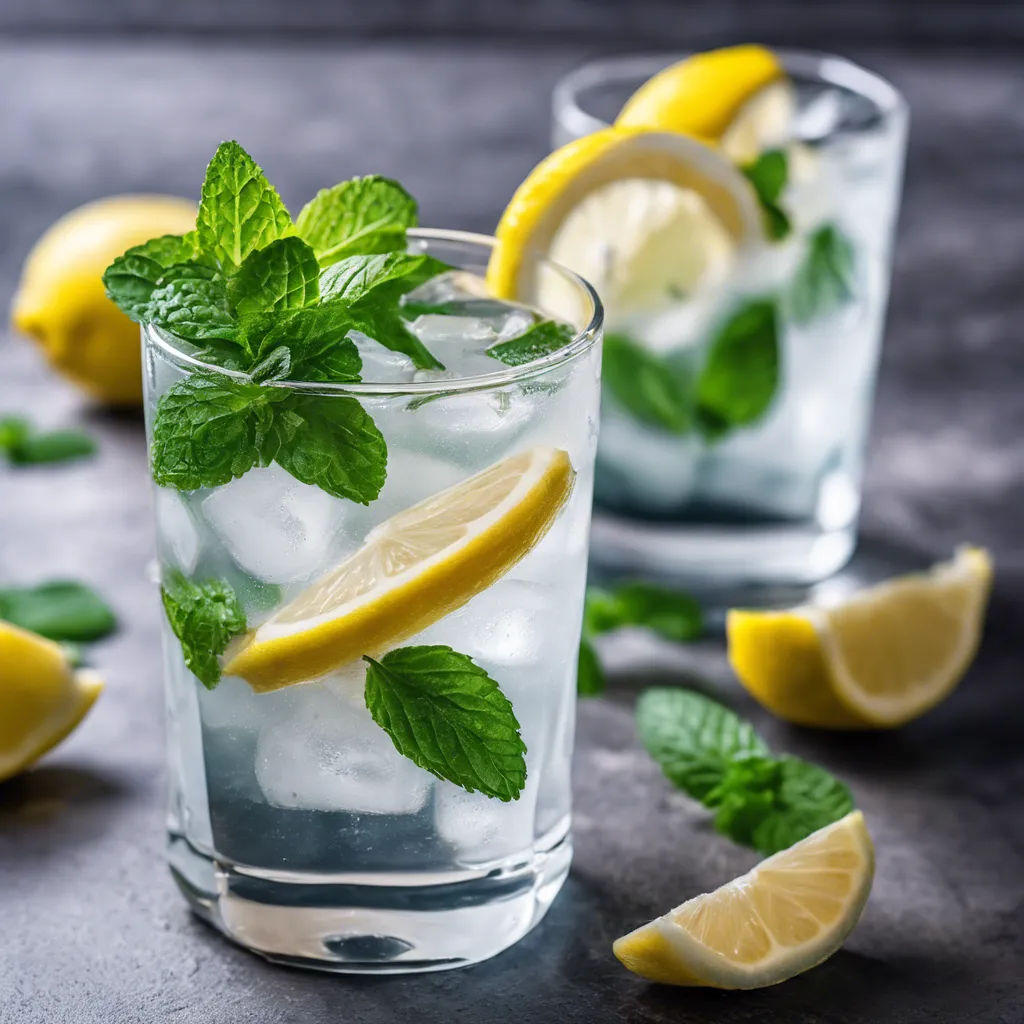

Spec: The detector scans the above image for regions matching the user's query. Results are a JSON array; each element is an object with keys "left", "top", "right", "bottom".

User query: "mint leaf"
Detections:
[
  {"left": 486, "top": 320, "right": 574, "bottom": 367},
  {"left": 350, "top": 307, "right": 443, "bottom": 373},
  {"left": 240, "top": 304, "right": 360, "bottom": 382},
  {"left": 0, "top": 581, "right": 116, "bottom": 641},
  {"left": 742, "top": 149, "right": 791, "bottom": 241},
  {"left": 577, "top": 636, "right": 605, "bottom": 697},
  {"left": 296, "top": 175, "right": 417, "bottom": 267},
  {"left": 401, "top": 298, "right": 514, "bottom": 320},
  {"left": 151, "top": 373, "right": 283, "bottom": 491},
  {"left": 197, "top": 140, "right": 292, "bottom": 271},
  {"left": 248, "top": 346, "right": 292, "bottom": 384},
  {"left": 147, "top": 275, "right": 238, "bottom": 343},
  {"left": 363, "top": 645, "right": 527, "bottom": 801},
  {"left": 636, "top": 689, "right": 769, "bottom": 802},
  {"left": 708, "top": 755, "right": 855, "bottom": 855},
  {"left": 586, "top": 583, "right": 702, "bottom": 643},
  {"left": 5, "top": 430, "right": 97, "bottom": 465},
  {"left": 790, "top": 223, "right": 856, "bottom": 324},
  {"left": 228, "top": 236, "right": 320, "bottom": 315},
  {"left": 160, "top": 571, "right": 246, "bottom": 689},
  {"left": 583, "top": 586, "right": 624, "bottom": 636},
  {"left": 695, "top": 300, "right": 779, "bottom": 440},
  {"left": 273, "top": 394, "right": 386, "bottom": 504},
  {"left": 103, "top": 233, "right": 199, "bottom": 319},
  {"left": 603, "top": 332, "right": 692, "bottom": 434}
]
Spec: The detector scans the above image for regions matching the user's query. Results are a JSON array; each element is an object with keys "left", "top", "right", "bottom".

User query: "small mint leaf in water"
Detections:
[
  {"left": 296, "top": 175, "right": 417, "bottom": 268},
  {"left": 240, "top": 304, "right": 361, "bottom": 382},
  {"left": 197, "top": 141, "right": 292, "bottom": 271},
  {"left": 349, "top": 307, "right": 442, "bottom": 373},
  {"left": 228, "top": 236, "right": 320, "bottom": 315},
  {"left": 789, "top": 223, "right": 856, "bottom": 324},
  {"left": 603, "top": 333, "right": 692, "bottom": 434},
  {"left": 741, "top": 149, "right": 791, "bottom": 241},
  {"left": 577, "top": 636, "right": 605, "bottom": 697},
  {"left": 160, "top": 571, "right": 246, "bottom": 689},
  {"left": 0, "top": 581, "right": 116, "bottom": 641},
  {"left": 147, "top": 275, "right": 238, "bottom": 343},
  {"left": 636, "top": 689, "right": 769, "bottom": 802},
  {"left": 273, "top": 394, "right": 387, "bottom": 505},
  {"left": 486, "top": 320, "right": 574, "bottom": 367},
  {"left": 150, "top": 373, "right": 283, "bottom": 491},
  {"left": 695, "top": 300, "right": 779, "bottom": 440},
  {"left": 363, "top": 645, "right": 527, "bottom": 801}
]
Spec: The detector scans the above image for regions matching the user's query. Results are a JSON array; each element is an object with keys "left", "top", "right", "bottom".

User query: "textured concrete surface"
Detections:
[{"left": 1, "top": 40, "right": 1023, "bottom": 1023}]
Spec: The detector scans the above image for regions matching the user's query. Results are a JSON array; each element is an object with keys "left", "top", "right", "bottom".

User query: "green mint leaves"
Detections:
[
  {"left": 637, "top": 689, "right": 854, "bottom": 854},
  {"left": 790, "top": 223, "right": 856, "bottom": 324},
  {"left": 229, "top": 236, "right": 321, "bottom": 315},
  {"left": 742, "top": 149, "right": 791, "bottom": 241},
  {"left": 296, "top": 175, "right": 418, "bottom": 268},
  {"left": 603, "top": 302, "right": 779, "bottom": 443},
  {"left": 363, "top": 646, "right": 527, "bottom": 801},
  {"left": 0, "top": 581, "right": 116, "bottom": 642},
  {"left": 486, "top": 320, "right": 575, "bottom": 367},
  {"left": 578, "top": 583, "right": 703, "bottom": 696},
  {"left": 0, "top": 416, "right": 96, "bottom": 465},
  {"left": 161, "top": 572, "right": 247, "bottom": 689}
]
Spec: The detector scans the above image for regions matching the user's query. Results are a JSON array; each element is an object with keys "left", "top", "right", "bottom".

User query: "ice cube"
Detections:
[
  {"left": 434, "top": 778, "right": 537, "bottom": 864},
  {"left": 255, "top": 684, "right": 431, "bottom": 814},
  {"left": 409, "top": 315, "right": 497, "bottom": 348},
  {"left": 351, "top": 329, "right": 416, "bottom": 384},
  {"left": 402, "top": 269, "right": 490, "bottom": 306},
  {"left": 155, "top": 488, "right": 201, "bottom": 574},
  {"left": 496, "top": 307, "right": 537, "bottom": 341},
  {"left": 201, "top": 463, "right": 346, "bottom": 585}
]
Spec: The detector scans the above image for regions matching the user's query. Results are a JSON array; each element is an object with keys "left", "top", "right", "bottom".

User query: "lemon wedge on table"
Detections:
[
  {"left": 728, "top": 547, "right": 993, "bottom": 729},
  {"left": 0, "top": 621, "right": 103, "bottom": 783},
  {"left": 225, "top": 446, "right": 575, "bottom": 692},
  {"left": 615, "top": 44, "right": 794, "bottom": 165},
  {"left": 487, "top": 128, "right": 762, "bottom": 321},
  {"left": 614, "top": 811, "right": 874, "bottom": 989}
]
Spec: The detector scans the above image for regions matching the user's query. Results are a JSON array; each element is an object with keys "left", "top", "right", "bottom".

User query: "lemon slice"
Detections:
[
  {"left": 0, "top": 621, "right": 104, "bottom": 782},
  {"left": 224, "top": 446, "right": 575, "bottom": 691},
  {"left": 614, "top": 811, "right": 874, "bottom": 989},
  {"left": 728, "top": 547, "right": 993, "bottom": 729},
  {"left": 615, "top": 44, "right": 794, "bottom": 165},
  {"left": 487, "top": 128, "right": 762, "bottom": 321}
]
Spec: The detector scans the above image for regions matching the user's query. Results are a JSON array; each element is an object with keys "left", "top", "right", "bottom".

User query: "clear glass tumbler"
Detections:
[
  {"left": 553, "top": 51, "right": 908, "bottom": 590},
  {"left": 146, "top": 230, "right": 602, "bottom": 973}
]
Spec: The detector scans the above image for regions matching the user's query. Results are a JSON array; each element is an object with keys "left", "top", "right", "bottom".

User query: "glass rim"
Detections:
[
  {"left": 145, "top": 227, "right": 604, "bottom": 398},
  {"left": 552, "top": 47, "right": 908, "bottom": 140}
]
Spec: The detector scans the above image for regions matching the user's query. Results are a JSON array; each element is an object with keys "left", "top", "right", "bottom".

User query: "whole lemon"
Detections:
[{"left": 11, "top": 195, "right": 197, "bottom": 405}]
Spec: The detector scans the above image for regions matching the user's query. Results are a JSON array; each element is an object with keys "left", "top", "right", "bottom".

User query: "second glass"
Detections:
[{"left": 553, "top": 51, "right": 908, "bottom": 589}]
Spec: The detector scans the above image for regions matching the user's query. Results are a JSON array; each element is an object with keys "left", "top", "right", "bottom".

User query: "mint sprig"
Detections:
[
  {"left": 363, "top": 645, "right": 527, "bottom": 801},
  {"left": 0, "top": 416, "right": 97, "bottom": 466},
  {"left": 486, "top": 320, "right": 575, "bottom": 367},
  {"left": 0, "top": 580, "right": 116, "bottom": 642},
  {"left": 742, "top": 149, "right": 791, "bottom": 241},
  {"left": 228, "top": 236, "right": 320, "bottom": 315},
  {"left": 161, "top": 572, "right": 247, "bottom": 689},
  {"left": 637, "top": 689, "right": 855, "bottom": 854},
  {"left": 789, "top": 223, "right": 856, "bottom": 324},
  {"left": 602, "top": 333, "right": 693, "bottom": 435}
]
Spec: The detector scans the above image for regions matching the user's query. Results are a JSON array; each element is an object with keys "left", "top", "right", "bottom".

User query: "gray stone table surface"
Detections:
[{"left": 0, "top": 39, "right": 1022, "bottom": 1024}]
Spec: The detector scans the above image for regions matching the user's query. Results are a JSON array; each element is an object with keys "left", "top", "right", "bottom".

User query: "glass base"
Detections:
[
  {"left": 589, "top": 511, "right": 856, "bottom": 592},
  {"left": 168, "top": 828, "right": 572, "bottom": 974}
]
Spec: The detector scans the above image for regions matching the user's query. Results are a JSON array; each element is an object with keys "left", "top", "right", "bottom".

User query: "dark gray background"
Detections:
[{"left": 1, "top": 4, "right": 1023, "bottom": 1022}]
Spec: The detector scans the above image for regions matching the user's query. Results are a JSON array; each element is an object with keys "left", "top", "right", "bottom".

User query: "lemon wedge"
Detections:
[
  {"left": 0, "top": 621, "right": 104, "bottom": 782},
  {"left": 614, "top": 811, "right": 874, "bottom": 989},
  {"left": 728, "top": 547, "right": 993, "bottom": 729},
  {"left": 224, "top": 446, "right": 575, "bottom": 691},
  {"left": 487, "top": 127, "right": 761, "bottom": 321},
  {"left": 615, "top": 44, "right": 794, "bottom": 164}
]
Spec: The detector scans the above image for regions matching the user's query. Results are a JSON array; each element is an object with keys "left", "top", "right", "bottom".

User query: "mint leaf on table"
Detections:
[
  {"left": 708, "top": 755, "right": 855, "bottom": 855},
  {"left": 240, "top": 303, "right": 360, "bottom": 381},
  {"left": 146, "top": 276, "right": 238, "bottom": 343},
  {"left": 486, "top": 320, "right": 575, "bottom": 367},
  {"left": 150, "top": 373, "right": 284, "bottom": 491},
  {"left": 160, "top": 572, "right": 246, "bottom": 689},
  {"left": 741, "top": 149, "right": 791, "bottom": 241},
  {"left": 363, "top": 645, "right": 527, "bottom": 801},
  {"left": 577, "top": 636, "right": 605, "bottom": 697},
  {"left": 102, "top": 233, "right": 199, "bottom": 318},
  {"left": 637, "top": 689, "right": 769, "bottom": 802},
  {"left": 585, "top": 583, "right": 703, "bottom": 644},
  {"left": 228, "top": 236, "right": 320, "bottom": 315},
  {"left": 694, "top": 299, "right": 779, "bottom": 441},
  {"left": 603, "top": 332, "right": 692, "bottom": 434},
  {"left": 273, "top": 394, "right": 387, "bottom": 505},
  {"left": 789, "top": 223, "right": 856, "bottom": 324},
  {"left": 0, "top": 416, "right": 97, "bottom": 466},
  {"left": 296, "top": 175, "right": 418, "bottom": 267},
  {"left": 0, "top": 581, "right": 116, "bottom": 641},
  {"left": 197, "top": 140, "right": 292, "bottom": 272}
]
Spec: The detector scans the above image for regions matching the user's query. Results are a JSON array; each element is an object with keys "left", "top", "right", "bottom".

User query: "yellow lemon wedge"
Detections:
[
  {"left": 614, "top": 810, "right": 874, "bottom": 989},
  {"left": 224, "top": 446, "right": 575, "bottom": 691},
  {"left": 615, "top": 44, "right": 794, "bottom": 165},
  {"left": 728, "top": 547, "right": 993, "bottom": 729},
  {"left": 0, "top": 621, "right": 104, "bottom": 782},
  {"left": 12, "top": 195, "right": 196, "bottom": 405},
  {"left": 487, "top": 127, "right": 762, "bottom": 322}
]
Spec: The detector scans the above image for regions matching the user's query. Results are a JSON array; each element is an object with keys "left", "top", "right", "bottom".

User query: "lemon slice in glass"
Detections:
[
  {"left": 224, "top": 446, "right": 575, "bottom": 691},
  {"left": 614, "top": 811, "right": 874, "bottom": 989}
]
